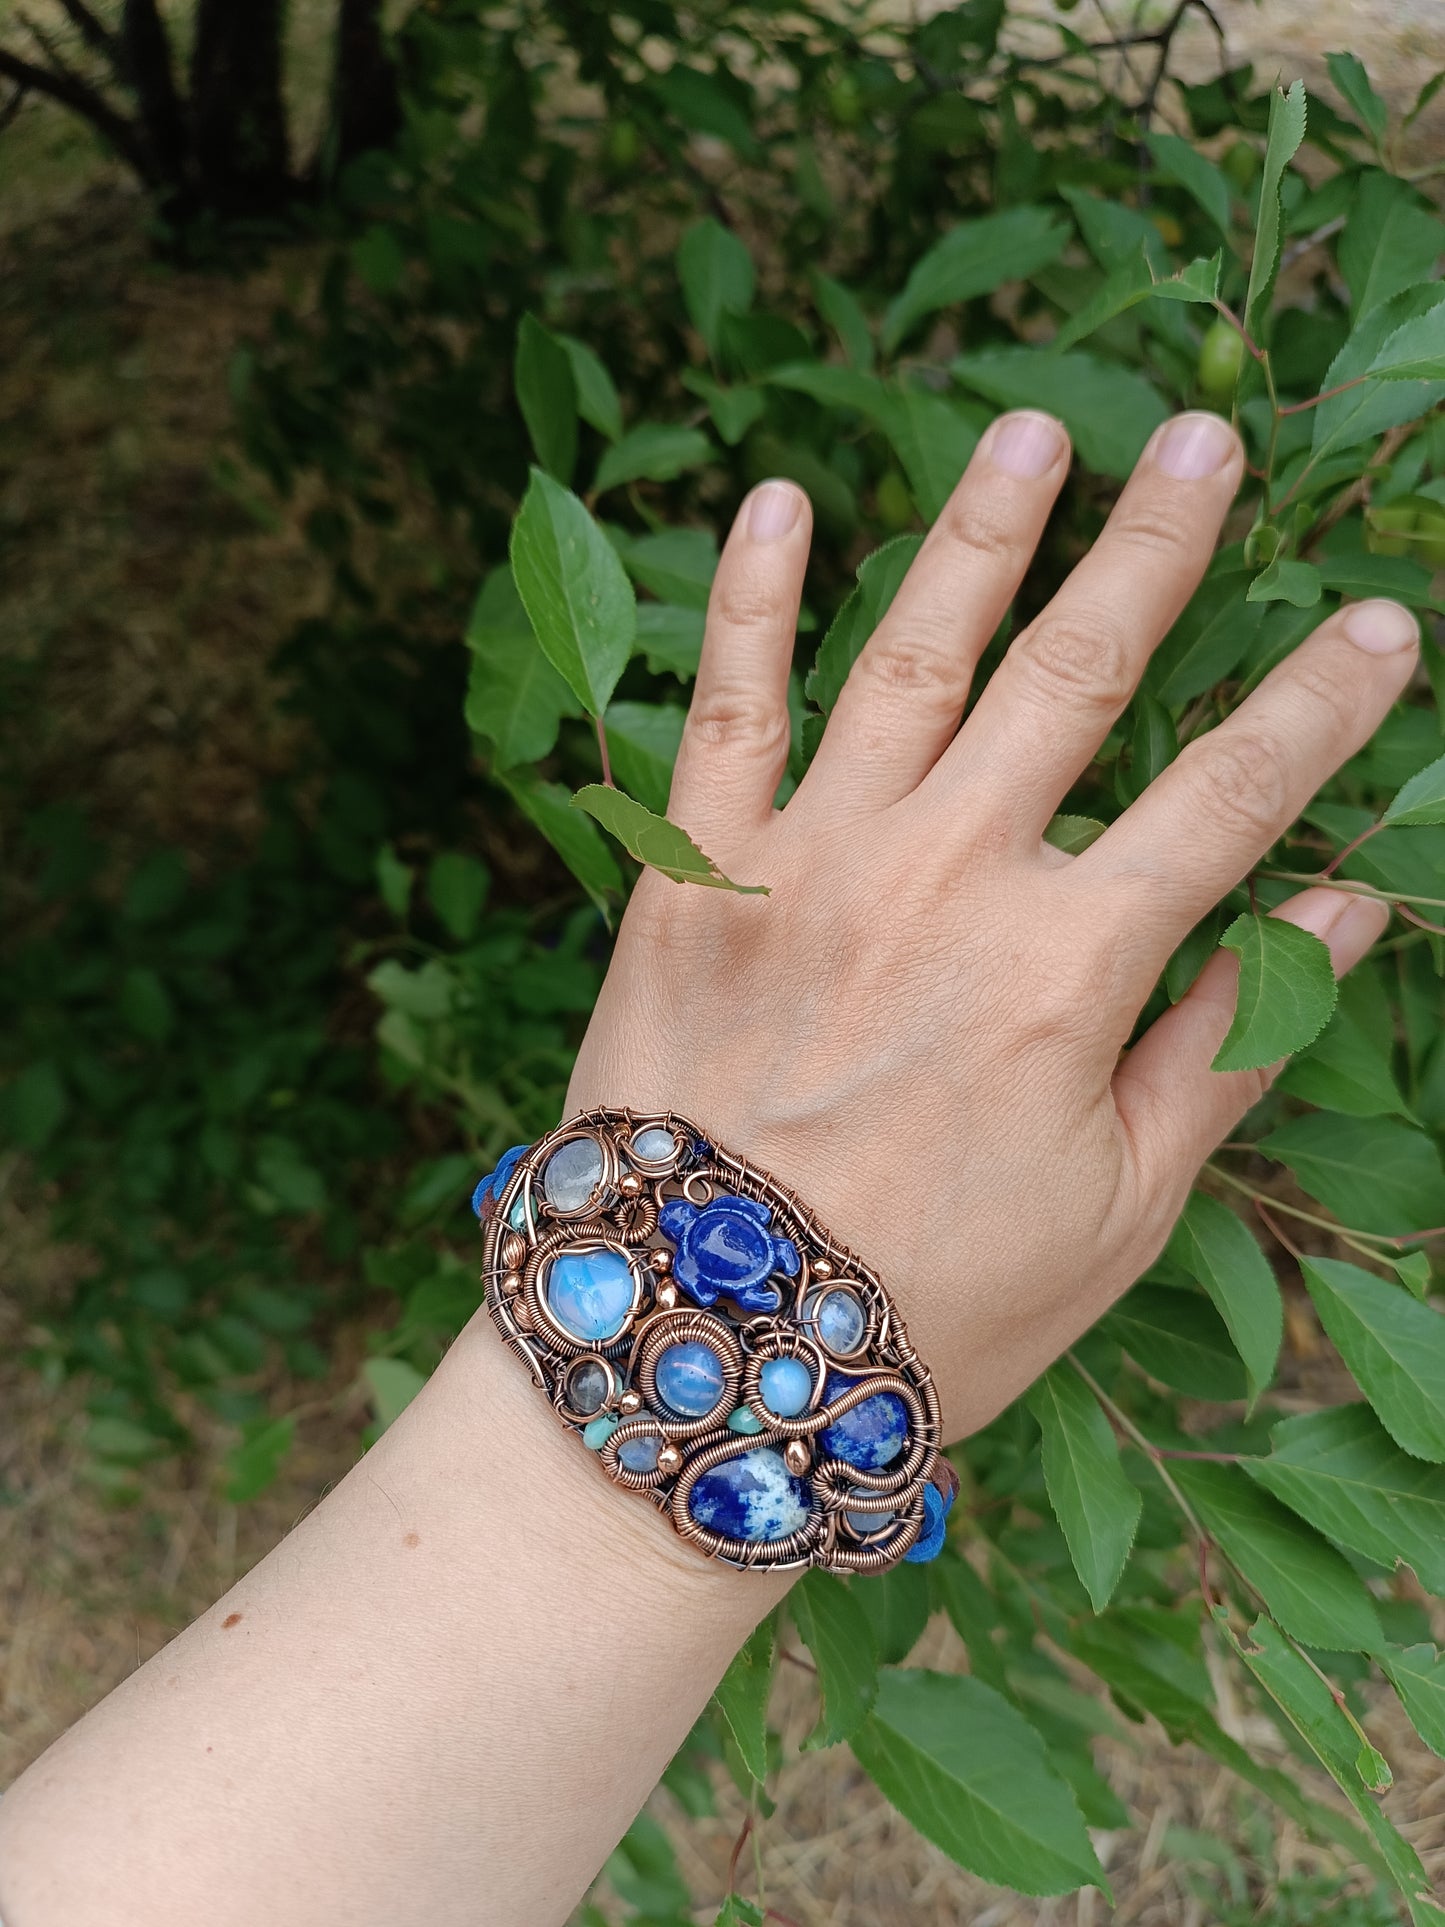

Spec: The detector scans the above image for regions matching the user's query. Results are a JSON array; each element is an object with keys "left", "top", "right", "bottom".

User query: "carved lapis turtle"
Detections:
[{"left": 658, "top": 1192, "right": 800, "bottom": 1314}]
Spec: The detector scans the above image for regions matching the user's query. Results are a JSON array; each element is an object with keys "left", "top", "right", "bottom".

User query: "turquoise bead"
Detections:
[
  {"left": 655, "top": 1341, "right": 726, "bottom": 1417},
  {"left": 727, "top": 1406, "right": 766, "bottom": 1435},
  {"left": 759, "top": 1356, "right": 813, "bottom": 1418},
  {"left": 583, "top": 1414, "right": 620, "bottom": 1450},
  {"left": 546, "top": 1249, "right": 634, "bottom": 1343}
]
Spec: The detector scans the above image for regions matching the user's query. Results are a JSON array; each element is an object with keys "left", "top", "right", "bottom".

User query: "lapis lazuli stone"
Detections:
[
  {"left": 543, "top": 1136, "right": 604, "bottom": 1212},
  {"left": 619, "top": 1434, "right": 662, "bottom": 1473},
  {"left": 688, "top": 1448, "right": 810, "bottom": 1543},
  {"left": 759, "top": 1356, "right": 813, "bottom": 1418},
  {"left": 818, "top": 1370, "right": 908, "bottom": 1470},
  {"left": 545, "top": 1249, "right": 634, "bottom": 1343},
  {"left": 631, "top": 1126, "right": 677, "bottom": 1162},
  {"left": 659, "top": 1193, "right": 800, "bottom": 1315},
  {"left": 656, "top": 1341, "right": 726, "bottom": 1417},
  {"left": 809, "top": 1287, "right": 866, "bottom": 1356}
]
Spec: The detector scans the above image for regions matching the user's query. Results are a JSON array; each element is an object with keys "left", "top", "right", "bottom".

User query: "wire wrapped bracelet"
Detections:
[{"left": 474, "top": 1107, "right": 956, "bottom": 1574}]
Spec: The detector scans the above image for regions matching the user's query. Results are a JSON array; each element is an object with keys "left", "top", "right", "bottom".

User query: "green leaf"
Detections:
[
  {"left": 764, "top": 360, "right": 890, "bottom": 419},
  {"left": 1339, "top": 173, "right": 1445, "bottom": 319},
  {"left": 603, "top": 702, "right": 686, "bottom": 815},
  {"left": 1366, "top": 302, "right": 1445, "bottom": 381},
  {"left": 225, "top": 1414, "right": 296, "bottom": 1503},
  {"left": 1244, "top": 80, "right": 1307, "bottom": 341},
  {"left": 571, "top": 784, "right": 766, "bottom": 893},
  {"left": 1104, "top": 1285, "right": 1247, "bottom": 1400},
  {"left": 812, "top": 268, "right": 874, "bottom": 370},
  {"left": 426, "top": 851, "right": 489, "bottom": 942},
  {"left": 374, "top": 842, "right": 412, "bottom": 921},
  {"left": 509, "top": 469, "right": 636, "bottom": 715},
  {"left": 1276, "top": 980, "right": 1409, "bottom": 1118},
  {"left": 1325, "top": 51, "right": 1388, "bottom": 146},
  {"left": 594, "top": 424, "right": 713, "bottom": 493},
  {"left": 1172, "top": 1462, "right": 1383, "bottom": 1652},
  {"left": 1026, "top": 1365, "right": 1141, "bottom": 1610},
  {"left": 680, "top": 369, "right": 764, "bottom": 446},
  {"left": 712, "top": 1620, "right": 773, "bottom": 1782},
  {"left": 500, "top": 771, "right": 623, "bottom": 915},
  {"left": 883, "top": 390, "right": 981, "bottom": 520},
  {"left": 850, "top": 1670, "right": 1107, "bottom": 1896},
  {"left": 556, "top": 333, "right": 623, "bottom": 442},
  {"left": 1051, "top": 247, "right": 1219, "bottom": 354},
  {"left": 6, "top": 1059, "right": 67, "bottom": 1150},
  {"left": 1299, "top": 1256, "right": 1445, "bottom": 1461},
  {"left": 464, "top": 565, "right": 581, "bottom": 769},
  {"left": 1244, "top": 1404, "right": 1445, "bottom": 1592},
  {"left": 1385, "top": 748, "right": 1445, "bottom": 826},
  {"left": 1212, "top": 912, "right": 1338, "bottom": 1073},
  {"left": 119, "top": 965, "right": 174, "bottom": 1042},
  {"left": 1260, "top": 1113, "right": 1445, "bottom": 1236},
  {"left": 1144, "top": 130, "right": 1233, "bottom": 235},
  {"left": 713, "top": 1899, "right": 765, "bottom": 1927},
  {"left": 1148, "top": 566, "right": 1265, "bottom": 704},
  {"left": 625, "top": 528, "right": 718, "bottom": 609},
  {"left": 853, "top": 1561, "right": 931, "bottom": 1665},
  {"left": 653, "top": 66, "right": 759, "bottom": 157},
  {"left": 805, "top": 535, "right": 923, "bottom": 715},
  {"left": 790, "top": 1570, "right": 878, "bottom": 1747},
  {"left": 1395, "top": 1251, "right": 1434, "bottom": 1301},
  {"left": 1317, "top": 551, "right": 1431, "bottom": 603},
  {"left": 1044, "top": 814, "right": 1106, "bottom": 855},
  {"left": 514, "top": 314, "right": 577, "bottom": 484},
  {"left": 605, "top": 1812, "right": 692, "bottom": 1920},
  {"left": 952, "top": 347, "right": 1169, "bottom": 479},
  {"left": 1117, "top": 692, "right": 1178, "bottom": 805},
  {"left": 1220, "top": 1615, "right": 1437, "bottom": 1917},
  {"left": 678, "top": 218, "right": 756, "bottom": 356},
  {"left": 363, "top": 1357, "right": 426, "bottom": 1430},
  {"left": 1311, "top": 284, "right": 1445, "bottom": 466},
  {"left": 1381, "top": 1644, "right": 1445, "bottom": 1758},
  {"left": 1246, "top": 557, "right": 1322, "bottom": 606},
  {"left": 883, "top": 205, "right": 1071, "bottom": 353},
  {"left": 1166, "top": 1192, "right": 1283, "bottom": 1409},
  {"left": 636, "top": 603, "right": 705, "bottom": 680}
]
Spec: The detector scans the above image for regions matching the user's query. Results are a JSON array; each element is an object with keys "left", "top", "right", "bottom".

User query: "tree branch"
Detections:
[
  {"left": 52, "top": 0, "right": 121, "bottom": 65},
  {"left": 0, "top": 45, "right": 150, "bottom": 177}
]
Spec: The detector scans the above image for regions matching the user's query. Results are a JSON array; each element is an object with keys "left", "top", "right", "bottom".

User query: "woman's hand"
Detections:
[{"left": 570, "top": 408, "right": 1417, "bottom": 1436}]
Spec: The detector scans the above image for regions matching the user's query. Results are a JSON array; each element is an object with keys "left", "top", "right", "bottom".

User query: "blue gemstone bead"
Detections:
[
  {"left": 688, "top": 1448, "right": 810, "bottom": 1543},
  {"left": 818, "top": 1370, "right": 908, "bottom": 1470},
  {"left": 845, "top": 1504, "right": 895, "bottom": 1537},
  {"left": 811, "top": 1287, "right": 866, "bottom": 1355},
  {"left": 545, "top": 1249, "right": 635, "bottom": 1343},
  {"left": 631, "top": 1126, "right": 677, "bottom": 1162},
  {"left": 618, "top": 1434, "right": 661, "bottom": 1473},
  {"left": 903, "top": 1482, "right": 952, "bottom": 1564},
  {"left": 759, "top": 1355, "right": 813, "bottom": 1418},
  {"left": 655, "top": 1341, "right": 726, "bottom": 1417}
]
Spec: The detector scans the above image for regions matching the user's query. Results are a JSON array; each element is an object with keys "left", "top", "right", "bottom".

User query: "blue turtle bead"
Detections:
[
  {"left": 688, "top": 1447, "right": 810, "bottom": 1543},
  {"left": 655, "top": 1341, "right": 726, "bottom": 1417},
  {"left": 664, "top": 1192, "right": 788, "bottom": 1314},
  {"left": 818, "top": 1370, "right": 909, "bottom": 1470},
  {"left": 903, "top": 1481, "right": 953, "bottom": 1563},
  {"left": 545, "top": 1249, "right": 634, "bottom": 1343},
  {"left": 658, "top": 1196, "right": 697, "bottom": 1243}
]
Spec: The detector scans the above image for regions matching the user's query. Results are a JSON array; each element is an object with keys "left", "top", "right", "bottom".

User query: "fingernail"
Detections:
[
  {"left": 747, "top": 480, "right": 804, "bottom": 541},
  {"left": 1342, "top": 598, "right": 1419, "bottom": 654},
  {"left": 1280, "top": 890, "right": 1389, "bottom": 968},
  {"left": 987, "top": 410, "right": 1068, "bottom": 480},
  {"left": 1151, "top": 411, "right": 1238, "bottom": 480}
]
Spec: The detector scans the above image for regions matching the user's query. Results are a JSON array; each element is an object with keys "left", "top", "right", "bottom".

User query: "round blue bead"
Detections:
[
  {"left": 688, "top": 1447, "right": 810, "bottom": 1543},
  {"left": 759, "top": 1355, "right": 813, "bottom": 1418},
  {"left": 545, "top": 1249, "right": 634, "bottom": 1343},
  {"left": 655, "top": 1341, "right": 726, "bottom": 1417},
  {"left": 818, "top": 1370, "right": 908, "bottom": 1470},
  {"left": 618, "top": 1434, "right": 661, "bottom": 1473}
]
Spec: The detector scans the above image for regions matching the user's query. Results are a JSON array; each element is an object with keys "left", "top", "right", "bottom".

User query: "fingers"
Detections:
[
  {"left": 668, "top": 479, "right": 812, "bottom": 833},
  {"left": 800, "top": 410, "right": 1070, "bottom": 812},
  {"left": 1080, "top": 598, "right": 1419, "bottom": 987},
  {"left": 923, "top": 411, "right": 1243, "bottom": 836},
  {"left": 1113, "top": 886, "right": 1390, "bottom": 1201}
]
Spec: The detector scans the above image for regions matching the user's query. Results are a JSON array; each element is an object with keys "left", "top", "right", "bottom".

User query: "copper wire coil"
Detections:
[
  {"left": 519, "top": 1221, "right": 650, "bottom": 1360},
  {"left": 668, "top": 1429, "right": 828, "bottom": 1569},
  {"left": 614, "top": 1192, "right": 660, "bottom": 1241},
  {"left": 629, "top": 1308, "right": 744, "bottom": 1439},
  {"left": 599, "top": 1412, "right": 681, "bottom": 1491}
]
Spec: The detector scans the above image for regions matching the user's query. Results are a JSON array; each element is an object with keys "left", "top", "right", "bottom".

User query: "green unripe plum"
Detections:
[
  {"left": 1197, "top": 317, "right": 1246, "bottom": 404},
  {"left": 604, "top": 118, "right": 642, "bottom": 172},
  {"left": 876, "top": 469, "right": 915, "bottom": 530},
  {"left": 1222, "top": 140, "right": 1260, "bottom": 192},
  {"left": 827, "top": 74, "right": 864, "bottom": 129}
]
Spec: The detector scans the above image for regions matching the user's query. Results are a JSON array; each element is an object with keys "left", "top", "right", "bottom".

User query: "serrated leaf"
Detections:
[
  {"left": 681, "top": 369, "right": 764, "bottom": 446},
  {"left": 625, "top": 528, "right": 718, "bottom": 609},
  {"left": 1381, "top": 1644, "right": 1445, "bottom": 1758},
  {"left": 1339, "top": 173, "right": 1445, "bottom": 319},
  {"left": 1104, "top": 1285, "right": 1247, "bottom": 1400},
  {"left": 1044, "top": 814, "right": 1105, "bottom": 855},
  {"left": 1166, "top": 1192, "right": 1283, "bottom": 1409},
  {"left": 811, "top": 268, "right": 874, "bottom": 370},
  {"left": 510, "top": 469, "right": 635, "bottom": 715},
  {"left": 571, "top": 784, "right": 766, "bottom": 893},
  {"left": 594, "top": 424, "right": 713, "bottom": 493},
  {"left": 883, "top": 205, "right": 1071, "bottom": 353},
  {"left": 1276, "top": 984, "right": 1409, "bottom": 1117},
  {"left": 1244, "top": 81, "right": 1307, "bottom": 340},
  {"left": 1311, "top": 283, "right": 1445, "bottom": 466},
  {"left": 1367, "top": 302, "right": 1445, "bottom": 381},
  {"left": 1261, "top": 1113, "right": 1445, "bottom": 1236},
  {"left": 556, "top": 333, "right": 623, "bottom": 442},
  {"left": 1144, "top": 131, "right": 1233, "bottom": 235},
  {"left": 1051, "top": 247, "right": 1220, "bottom": 354},
  {"left": 1325, "top": 51, "right": 1388, "bottom": 146},
  {"left": 603, "top": 701, "right": 685, "bottom": 815},
  {"left": 805, "top": 535, "right": 923, "bottom": 715},
  {"left": 883, "top": 389, "right": 983, "bottom": 520},
  {"left": 713, "top": 1899, "right": 764, "bottom": 1927},
  {"left": 1245, "top": 1404, "right": 1445, "bottom": 1592},
  {"left": 464, "top": 566, "right": 581, "bottom": 769},
  {"left": 852, "top": 1561, "right": 931, "bottom": 1665},
  {"left": 1384, "top": 749, "right": 1445, "bottom": 826},
  {"left": 501, "top": 771, "right": 622, "bottom": 915},
  {"left": 363, "top": 1357, "right": 426, "bottom": 1430},
  {"left": 790, "top": 1569, "right": 878, "bottom": 1747},
  {"left": 1173, "top": 1462, "right": 1383, "bottom": 1651},
  {"left": 678, "top": 218, "right": 755, "bottom": 355},
  {"left": 712, "top": 1620, "right": 773, "bottom": 1782},
  {"left": 1212, "top": 912, "right": 1338, "bottom": 1073},
  {"left": 1148, "top": 566, "right": 1264, "bottom": 704},
  {"left": 850, "top": 1670, "right": 1107, "bottom": 1896},
  {"left": 1299, "top": 1256, "right": 1445, "bottom": 1461},
  {"left": 1246, "top": 557, "right": 1321, "bottom": 606},
  {"left": 1026, "top": 1366, "right": 1141, "bottom": 1610},
  {"left": 514, "top": 314, "right": 577, "bottom": 484},
  {"left": 952, "top": 346, "right": 1168, "bottom": 479},
  {"left": 636, "top": 602, "right": 705, "bottom": 680}
]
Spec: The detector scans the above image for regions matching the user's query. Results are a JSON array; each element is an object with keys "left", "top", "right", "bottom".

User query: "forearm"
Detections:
[{"left": 0, "top": 1313, "right": 788, "bottom": 1927}]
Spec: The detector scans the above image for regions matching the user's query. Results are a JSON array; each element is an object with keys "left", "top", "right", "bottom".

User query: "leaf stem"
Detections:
[
  {"left": 1318, "top": 819, "right": 1384, "bottom": 879},
  {"left": 1275, "top": 374, "right": 1368, "bottom": 417},
  {"left": 1258, "top": 871, "right": 1445, "bottom": 912},
  {"left": 1066, "top": 1352, "right": 1209, "bottom": 1542},
  {"left": 1208, "top": 1161, "right": 1445, "bottom": 1250},
  {"left": 595, "top": 714, "right": 614, "bottom": 787}
]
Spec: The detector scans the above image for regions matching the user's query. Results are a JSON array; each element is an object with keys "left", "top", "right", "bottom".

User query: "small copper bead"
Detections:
[
  {"left": 501, "top": 1271, "right": 523, "bottom": 1295},
  {"left": 617, "top": 1171, "right": 644, "bottom": 1198},
  {"left": 619, "top": 1389, "right": 644, "bottom": 1416},
  {"left": 657, "top": 1444, "right": 684, "bottom": 1476},
  {"left": 784, "top": 1439, "right": 812, "bottom": 1476},
  {"left": 650, "top": 1247, "right": 673, "bottom": 1274},
  {"left": 653, "top": 1280, "right": 679, "bottom": 1311},
  {"left": 500, "top": 1232, "right": 525, "bottom": 1270},
  {"left": 812, "top": 1257, "right": 834, "bottom": 1279}
]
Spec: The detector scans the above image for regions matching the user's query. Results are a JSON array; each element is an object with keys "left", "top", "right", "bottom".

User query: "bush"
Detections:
[{"left": 6, "top": 1, "right": 1445, "bottom": 1914}]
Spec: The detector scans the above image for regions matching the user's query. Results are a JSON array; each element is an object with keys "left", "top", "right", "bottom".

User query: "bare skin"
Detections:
[{"left": 0, "top": 408, "right": 1417, "bottom": 1927}]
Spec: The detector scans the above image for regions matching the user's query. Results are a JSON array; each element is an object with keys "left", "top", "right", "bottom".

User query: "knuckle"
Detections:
[
  {"left": 937, "top": 493, "right": 1027, "bottom": 570},
  {"left": 1014, "top": 606, "right": 1133, "bottom": 710},
  {"left": 1108, "top": 500, "right": 1195, "bottom": 561},
  {"left": 1183, "top": 728, "right": 1291, "bottom": 839},
  {"left": 859, "top": 627, "right": 963, "bottom": 701},
  {"left": 711, "top": 577, "right": 783, "bottom": 635},
  {"left": 685, "top": 688, "right": 790, "bottom": 760},
  {"left": 1285, "top": 649, "right": 1358, "bottom": 736}
]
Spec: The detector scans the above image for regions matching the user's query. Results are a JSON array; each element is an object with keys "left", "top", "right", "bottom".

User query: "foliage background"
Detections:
[{"left": 3, "top": 1, "right": 1445, "bottom": 1921}]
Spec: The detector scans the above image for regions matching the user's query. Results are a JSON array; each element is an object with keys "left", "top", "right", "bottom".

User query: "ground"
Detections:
[{"left": 2, "top": 1, "right": 1444, "bottom": 1922}]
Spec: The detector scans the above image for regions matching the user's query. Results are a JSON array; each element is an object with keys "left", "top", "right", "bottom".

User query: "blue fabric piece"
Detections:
[
  {"left": 903, "top": 1480, "right": 955, "bottom": 1564},
  {"left": 659, "top": 1193, "right": 798, "bottom": 1315},
  {"left": 472, "top": 1142, "right": 530, "bottom": 1218},
  {"left": 817, "top": 1369, "right": 909, "bottom": 1471}
]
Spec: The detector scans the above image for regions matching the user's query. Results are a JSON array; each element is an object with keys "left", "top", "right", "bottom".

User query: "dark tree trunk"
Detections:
[
  {"left": 120, "top": 0, "right": 189, "bottom": 214},
  {"left": 331, "top": 0, "right": 401, "bottom": 174},
  {"left": 188, "top": 0, "right": 292, "bottom": 219}
]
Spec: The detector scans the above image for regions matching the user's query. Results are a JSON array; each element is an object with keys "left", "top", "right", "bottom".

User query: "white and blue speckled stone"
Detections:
[{"left": 687, "top": 1447, "right": 810, "bottom": 1543}]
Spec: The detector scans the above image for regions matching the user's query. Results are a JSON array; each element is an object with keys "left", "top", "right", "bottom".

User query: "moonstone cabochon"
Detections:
[
  {"left": 545, "top": 1248, "right": 634, "bottom": 1343},
  {"left": 543, "top": 1135, "right": 605, "bottom": 1212},
  {"left": 688, "top": 1447, "right": 811, "bottom": 1543},
  {"left": 655, "top": 1341, "right": 727, "bottom": 1417},
  {"left": 631, "top": 1126, "right": 678, "bottom": 1161}
]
